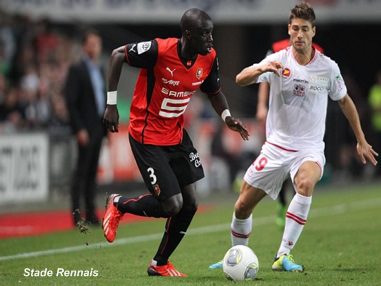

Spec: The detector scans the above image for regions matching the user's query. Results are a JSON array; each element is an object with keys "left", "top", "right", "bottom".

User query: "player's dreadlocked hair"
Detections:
[{"left": 289, "top": 2, "right": 316, "bottom": 26}]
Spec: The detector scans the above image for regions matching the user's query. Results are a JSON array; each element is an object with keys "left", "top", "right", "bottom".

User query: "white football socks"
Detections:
[
  {"left": 231, "top": 213, "right": 252, "bottom": 246},
  {"left": 277, "top": 193, "right": 312, "bottom": 257}
]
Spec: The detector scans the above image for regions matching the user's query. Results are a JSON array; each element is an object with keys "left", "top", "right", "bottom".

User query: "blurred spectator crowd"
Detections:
[{"left": 0, "top": 11, "right": 81, "bottom": 135}]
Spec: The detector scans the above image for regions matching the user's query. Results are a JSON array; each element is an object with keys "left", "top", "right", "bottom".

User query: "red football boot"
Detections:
[
  {"left": 102, "top": 194, "right": 123, "bottom": 243},
  {"left": 147, "top": 260, "right": 188, "bottom": 277}
]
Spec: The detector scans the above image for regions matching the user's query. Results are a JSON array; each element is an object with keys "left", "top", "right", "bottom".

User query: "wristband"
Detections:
[
  {"left": 107, "top": 91, "right": 117, "bottom": 105},
  {"left": 221, "top": 109, "right": 231, "bottom": 122}
]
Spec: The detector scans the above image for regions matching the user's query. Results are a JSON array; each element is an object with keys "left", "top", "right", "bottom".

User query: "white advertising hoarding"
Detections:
[{"left": 0, "top": 133, "right": 49, "bottom": 205}]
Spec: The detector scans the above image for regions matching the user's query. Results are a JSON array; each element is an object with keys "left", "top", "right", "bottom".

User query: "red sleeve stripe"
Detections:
[
  {"left": 231, "top": 229, "right": 250, "bottom": 239},
  {"left": 286, "top": 212, "right": 307, "bottom": 225}
]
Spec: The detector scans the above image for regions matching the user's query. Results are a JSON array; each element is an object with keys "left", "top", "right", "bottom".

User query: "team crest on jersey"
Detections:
[
  {"left": 293, "top": 83, "right": 306, "bottom": 97},
  {"left": 196, "top": 68, "right": 203, "bottom": 80},
  {"left": 153, "top": 184, "right": 161, "bottom": 197},
  {"left": 137, "top": 41, "right": 151, "bottom": 54},
  {"left": 282, "top": 68, "right": 291, "bottom": 78}
]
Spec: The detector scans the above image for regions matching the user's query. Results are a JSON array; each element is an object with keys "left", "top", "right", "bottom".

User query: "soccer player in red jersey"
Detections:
[{"left": 102, "top": 8, "right": 249, "bottom": 277}]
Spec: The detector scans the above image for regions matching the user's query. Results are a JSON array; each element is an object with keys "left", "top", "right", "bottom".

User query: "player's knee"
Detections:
[
  {"left": 295, "top": 177, "right": 315, "bottom": 195},
  {"left": 162, "top": 195, "right": 183, "bottom": 216},
  {"left": 165, "top": 203, "right": 182, "bottom": 217}
]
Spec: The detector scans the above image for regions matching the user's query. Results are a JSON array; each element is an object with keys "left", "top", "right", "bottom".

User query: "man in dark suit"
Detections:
[{"left": 64, "top": 30, "right": 106, "bottom": 227}]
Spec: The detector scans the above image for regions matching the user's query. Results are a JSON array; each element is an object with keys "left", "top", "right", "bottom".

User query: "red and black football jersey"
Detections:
[{"left": 124, "top": 38, "right": 220, "bottom": 146}]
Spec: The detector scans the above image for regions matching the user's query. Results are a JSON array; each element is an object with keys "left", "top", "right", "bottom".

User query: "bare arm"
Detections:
[
  {"left": 338, "top": 94, "right": 378, "bottom": 165},
  {"left": 103, "top": 46, "right": 126, "bottom": 132},
  {"left": 256, "top": 82, "right": 270, "bottom": 122},
  {"left": 236, "top": 61, "right": 283, "bottom": 87},
  {"left": 107, "top": 46, "right": 126, "bottom": 91},
  {"left": 207, "top": 91, "right": 249, "bottom": 140},
  {"left": 207, "top": 91, "right": 229, "bottom": 116}
]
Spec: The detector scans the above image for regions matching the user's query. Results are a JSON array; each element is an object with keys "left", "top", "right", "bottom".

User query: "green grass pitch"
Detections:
[{"left": 1, "top": 184, "right": 380, "bottom": 285}]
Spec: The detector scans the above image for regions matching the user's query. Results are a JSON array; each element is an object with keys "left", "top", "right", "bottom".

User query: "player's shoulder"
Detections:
[
  {"left": 315, "top": 50, "right": 340, "bottom": 68},
  {"left": 267, "top": 47, "right": 289, "bottom": 61},
  {"left": 313, "top": 51, "right": 342, "bottom": 78},
  {"left": 155, "top": 37, "right": 177, "bottom": 52}
]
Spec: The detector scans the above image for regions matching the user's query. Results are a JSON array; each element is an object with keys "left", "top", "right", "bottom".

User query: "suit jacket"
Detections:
[{"left": 64, "top": 58, "right": 106, "bottom": 137}]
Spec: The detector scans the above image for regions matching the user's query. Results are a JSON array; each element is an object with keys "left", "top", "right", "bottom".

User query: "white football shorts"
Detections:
[{"left": 243, "top": 142, "right": 325, "bottom": 200}]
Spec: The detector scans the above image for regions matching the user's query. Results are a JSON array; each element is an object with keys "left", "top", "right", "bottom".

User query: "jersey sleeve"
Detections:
[
  {"left": 124, "top": 40, "right": 158, "bottom": 68},
  {"left": 256, "top": 52, "right": 280, "bottom": 83},
  {"left": 328, "top": 60, "right": 347, "bottom": 101},
  {"left": 200, "top": 57, "right": 221, "bottom": 95}
]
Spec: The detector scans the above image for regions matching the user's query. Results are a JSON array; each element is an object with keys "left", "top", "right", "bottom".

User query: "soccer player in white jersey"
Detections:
[{"left": 210, "top": 2, "right": 378, "bottom": 272}]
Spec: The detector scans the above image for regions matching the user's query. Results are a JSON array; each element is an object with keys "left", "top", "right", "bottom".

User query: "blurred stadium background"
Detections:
[{"left": 0, "top": 0, "right": 380, "bottom": 233}]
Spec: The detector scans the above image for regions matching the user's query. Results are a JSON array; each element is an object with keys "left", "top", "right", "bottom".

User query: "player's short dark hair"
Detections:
[
  {"left": 180, "top": 8, "right": 211, "bottom": 33},
  {"left": 289, "top": 2, "right": 316, "bottom": 26}
]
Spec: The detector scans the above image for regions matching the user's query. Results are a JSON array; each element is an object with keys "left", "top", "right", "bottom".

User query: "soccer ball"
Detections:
[{"left": 222, "top": 245, "right": 259, "bottom": 281}]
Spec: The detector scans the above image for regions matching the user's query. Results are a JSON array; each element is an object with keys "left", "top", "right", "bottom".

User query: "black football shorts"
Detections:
[{"left": 129, "top": 130, "right": 205, "bottom": 201}]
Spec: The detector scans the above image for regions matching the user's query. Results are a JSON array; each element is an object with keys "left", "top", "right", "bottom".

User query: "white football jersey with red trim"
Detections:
[{"left": 256, "top": 47, "right": 347, "bottom": 151}]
